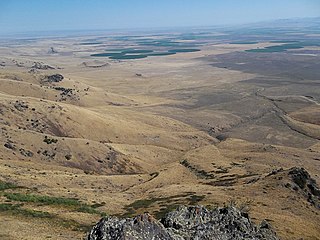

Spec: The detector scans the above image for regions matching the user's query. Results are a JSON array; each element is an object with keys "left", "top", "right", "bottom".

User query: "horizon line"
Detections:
[{"left": 1, "top": 16, "right": 319, "bottom": 39}]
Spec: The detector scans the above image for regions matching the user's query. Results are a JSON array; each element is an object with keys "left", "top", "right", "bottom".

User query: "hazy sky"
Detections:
[{"left": 0, "top": 0, "right": 319, "bottom": 33}]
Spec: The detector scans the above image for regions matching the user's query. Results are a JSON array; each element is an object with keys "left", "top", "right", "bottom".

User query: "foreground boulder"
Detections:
[{"left": 87, "top": 206, "right": 278, "bottom": 240}]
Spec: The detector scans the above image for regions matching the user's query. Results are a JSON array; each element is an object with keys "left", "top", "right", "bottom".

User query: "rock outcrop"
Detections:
[
  {"left": 287, "top": 167, "right": 320, "bottom": 208},
  {"left": 43, "top": 74, "right": 64, "bottom": 83},
  {"left": 87, "top": 205, "right": 278, "bottom": 240},
  {"left": 48, "top": 47, "right": 58, "bottom": 54},
  {"left": 32, "top": 62, "right": 55, "bottom": 70}
]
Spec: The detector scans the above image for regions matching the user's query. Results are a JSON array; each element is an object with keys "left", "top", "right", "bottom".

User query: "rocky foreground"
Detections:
[
  {"left": 87, "top": 205, "right": 278, "bottom": 240},
  {"left": 87, "top": 167, "right": 320, "bottom": 240}
]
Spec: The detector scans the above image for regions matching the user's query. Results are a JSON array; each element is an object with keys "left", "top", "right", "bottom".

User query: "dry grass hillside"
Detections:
[{"left": 0, "top": 33, "right": 319, "bottom": 240}]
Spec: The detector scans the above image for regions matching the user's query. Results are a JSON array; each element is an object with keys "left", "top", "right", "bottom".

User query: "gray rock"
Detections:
[
  {"left": 13, "top": 100, "right": 29, "bottom": 111},
  {"left": 48, "top": 47, "right": 58, "bottom": 54},
  {"left": 88, "top": 213, "right": 172, "bottom": 240},
  {"left": 19, "top": 148, "right": 33, "bottom": 157},
  {"left": 87, "top": 206, "right": 279, "bottom": 240},
  {"left": 32, "top": 62, "right": 55, "bottom": 70},
  {"left": 4, "top": 141, "right": 15, "bottom": 150},
  {"left": 46, "top": 74, "right": 64, "bottom": 83},
  {"left": 288, "top": 167, "right": 320, "bottom": 208}
]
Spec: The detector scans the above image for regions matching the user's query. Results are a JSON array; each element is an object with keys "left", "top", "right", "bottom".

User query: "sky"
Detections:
[{"left": 0, "top": 0, "right": 319, "bottom": 34}]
